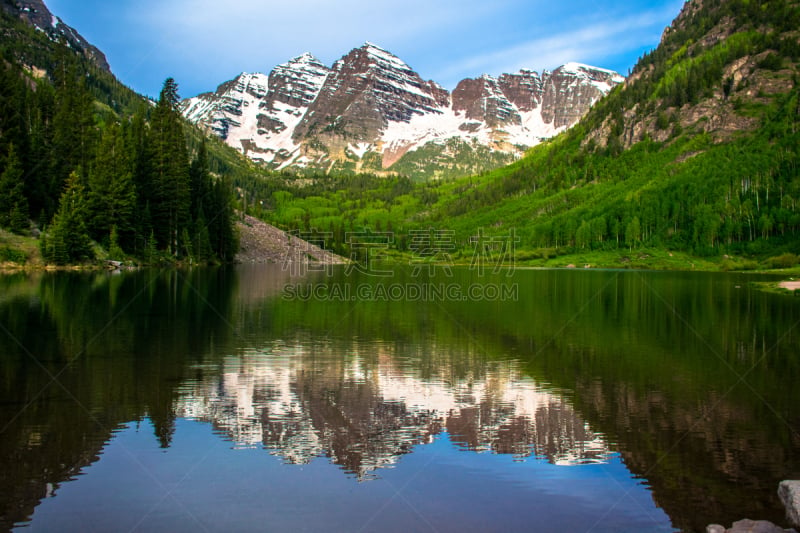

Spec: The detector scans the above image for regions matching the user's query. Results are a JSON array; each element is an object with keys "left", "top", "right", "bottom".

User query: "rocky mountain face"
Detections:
[
  {"left": 1, "top": 0, "right": 110, "bottom": 71},
  {"left": 181, "top": 42, "right": 623, "bottom": 179},
  {"left": 182, "top": 54, "right": 331, "bottom": 169},
  {"left": 541, "top": 64, "right": 624, "bottom": 128},
  {"left": 583, "top": 0, "right": 800, "bottom": 152},
  {"left": 292, "top": 44, "right": 449, "bottom": 142}
]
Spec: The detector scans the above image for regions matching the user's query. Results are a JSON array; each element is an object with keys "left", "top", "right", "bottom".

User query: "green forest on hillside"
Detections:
[
  {"left": 1, "top": 0, "right": 799, "bottom": 270},
  {"left": 233, "top": 0, "right": 800, "bottom": 269},
  {"left": 0, "top": 10, "right": 238, "bottom": 266}
]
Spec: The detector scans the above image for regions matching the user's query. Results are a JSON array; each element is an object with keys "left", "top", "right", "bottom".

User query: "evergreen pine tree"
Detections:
[
  {"left": 128, "top": 111, "right": 151, "bottom": 205},
  {"left": 45, "top": 171, "right": 94, "bottom": 265},
  {"left": 148, "top": 78, "right": 190, "bottom": 256},
  {"left": 189, "top": 138, "right": 211, "bottom": 219},
  {"left": 51, "top": 53, "right": 97, "bottom": 205},
  {"left": 0, "top": 144, "right": 30, "bottom": 234},
  {"left": 87, "top": 122, "right": 137, "bottom": 251},
  {"left": 109, "top": 168, "right": 138, "bottom": 252},
  {"left": 194, "top": 212, "right": 213, "bottom": 263},
  {"left": 208, "top": 178, "right": 238, "bottom": 262},
  {"left": 144, "top": 229, "right": 158, "bottom": 264},
  {"left": 28, "top": 81, "right": 57, "bottom": 217},
  {"left": 108, "top": 225, "right": 125, "bottom": 259},
  {"left": 38, "top": 227, "right": 48, "bottom": 260},
  {"left": 0, "top": 61, "right": 31, "bottom": 177},
  {"left": 87, "top": 135, "right": 113, "bottom": 242}
]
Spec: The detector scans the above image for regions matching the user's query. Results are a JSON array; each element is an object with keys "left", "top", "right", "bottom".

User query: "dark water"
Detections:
[{"left": 0, "top": 265, "right": 798, "bottom": 532}]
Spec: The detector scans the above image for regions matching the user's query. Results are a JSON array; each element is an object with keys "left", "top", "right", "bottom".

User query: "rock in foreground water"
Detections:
[
  {"left": 780, "top": 481, "right": 800, "bottom": 528},
  {"left": 706, "top": 519, "right": 796, "bottom": 532}
]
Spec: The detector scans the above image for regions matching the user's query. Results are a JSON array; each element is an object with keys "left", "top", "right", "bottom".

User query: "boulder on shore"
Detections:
[
  {"left": 706, "top": 519, "right": 796, "bottom": 532},
  {"left": 706, "top": 481, "right": 800, "bottom": 533},
  {"left": 780, "top": 481, "right": 800, "bottom": 527}
]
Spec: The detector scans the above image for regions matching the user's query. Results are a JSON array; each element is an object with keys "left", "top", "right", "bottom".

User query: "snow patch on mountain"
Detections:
[
  {"left": 560, "top": 62, "right": 626, "bottom": 92},
  {"left": 348, "top": 142, "right": 372, "bottom": 159},
  {"left": 180, "top": 54, "right": 331, "bottom": 167},
  {"left": 181, "top": 43, "right": 623, "bottom": 175}
]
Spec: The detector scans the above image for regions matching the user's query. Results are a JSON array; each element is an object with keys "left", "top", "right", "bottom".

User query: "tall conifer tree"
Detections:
[
  {"left": 87, "top": 122, "right": 137, "bottom": 250},
  {"left": 51, "top": 51, "right": 97, "bottom": 205},
  {"left": 0, "top": 144, "right": 29, "bottom": 234},
  {"left": 43, "top": 171, "right": 94, "bottom": 264},
  {"left": 149, "top": 78, "right": 190, "bottom": 256}
]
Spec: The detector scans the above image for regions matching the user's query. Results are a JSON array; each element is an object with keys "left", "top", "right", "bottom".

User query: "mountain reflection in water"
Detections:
[
  {"left": 176, "top": 344, "right": 611, "bottom": 478},
  {"left": 2, "top": 266, "right": 799, "bottom": 532}
]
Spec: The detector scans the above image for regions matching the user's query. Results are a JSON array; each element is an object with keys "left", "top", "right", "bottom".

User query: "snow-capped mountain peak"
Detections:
[
  {"left": 180, "top": 43, "right": 624, "bottom": 178},
  {"left": 361, "top": 41, "right": 410, "bottom": 69},
  {"left": 561, "top": 62, "right": 625, "bottom": 81}
]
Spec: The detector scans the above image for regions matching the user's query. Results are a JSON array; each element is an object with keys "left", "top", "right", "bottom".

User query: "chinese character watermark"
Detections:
[
  {"left": 281, "top": 230, "right": 334, "bottom": 276},
  {"left": 281, "top": 226, "right": 520, "bottom": 301},
  {"left": 344, "top": 230, "right": 394, "bottom": 277},
  {"left": 409, "top": 228, "right": 455, "bottom": 276},
  {"left": 470, "top": 228, "right": 519, "bottom": 277}
]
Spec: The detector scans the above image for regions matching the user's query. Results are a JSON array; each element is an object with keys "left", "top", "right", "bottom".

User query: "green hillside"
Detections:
[
  {"left": 250, "top": 0, "right": 800, "bottom": 270},
  {"left": 0, "top": 6, "right": 239, "bottom": 267},
  {"left": 2, "top": 0, "right": 798, "bottom": 270}
]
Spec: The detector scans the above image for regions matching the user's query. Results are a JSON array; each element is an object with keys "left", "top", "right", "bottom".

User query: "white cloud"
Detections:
[
  {"left": 436, "top": 6, "right": 679, "bottom": 83},
  {"left": 122, "top": 0, "right": 509, "bottom": 95},
  {"left": 113, "top": 0, "right": 681, "bottom": 97}
]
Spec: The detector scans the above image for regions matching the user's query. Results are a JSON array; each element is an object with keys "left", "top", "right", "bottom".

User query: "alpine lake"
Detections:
[{"left": 1, "top": 264, "right": 798, "bottom": 532}]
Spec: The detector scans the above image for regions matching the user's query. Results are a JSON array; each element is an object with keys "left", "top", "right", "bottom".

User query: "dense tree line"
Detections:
[
  {"left": 435, "top": 78, "right": 799, "bottom": 257},
  {"left": 0, "top": 44, "right": 237, "bottom": 264},
  {"left": 240, "top": 0, "right": 800, "bottom": 263},
  {"left": 254, "top": 79, "right": 798, "bottom": 258}
]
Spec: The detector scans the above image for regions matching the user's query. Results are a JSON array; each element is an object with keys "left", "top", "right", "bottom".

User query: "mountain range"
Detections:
[
  {"left": 180, "top": 43, "right": 624, "bottom": 179},
  {"left": 1, "top": 0, "right": 800, "bottom": 527},
  {"left": 2, "top": 0, "right": 799, "bottom": 269},
  {"left": 253, "top": 0, "right": 800, "bottom": 271}
]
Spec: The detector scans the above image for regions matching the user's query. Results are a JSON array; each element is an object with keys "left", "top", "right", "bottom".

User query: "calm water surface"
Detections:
[{"left": 0, "top": 265, "right": 798, "bottom": 532}]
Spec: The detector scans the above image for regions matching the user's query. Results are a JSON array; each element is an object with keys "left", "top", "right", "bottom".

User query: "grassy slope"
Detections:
[
  {"left": 4, "top": 0, "right": 798, "bottom": 273},
  {"left": 0, "top": 228, "right": 40, "bottom": 269},
  {"left": 252, "top": 0, "right": 800, "bottom": 272}
]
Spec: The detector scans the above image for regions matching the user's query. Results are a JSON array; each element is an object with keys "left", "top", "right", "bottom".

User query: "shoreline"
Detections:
[
  {"left": 779, "top": 280, "right": 800, "bottom": 291},
  {"left": 1, "top": 261, "right": 797, "bottom": 279}
]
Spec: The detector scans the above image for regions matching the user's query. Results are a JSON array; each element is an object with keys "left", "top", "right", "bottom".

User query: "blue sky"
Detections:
[{"left": 45, "top": 0, "right": 685, "bottom": 100}]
